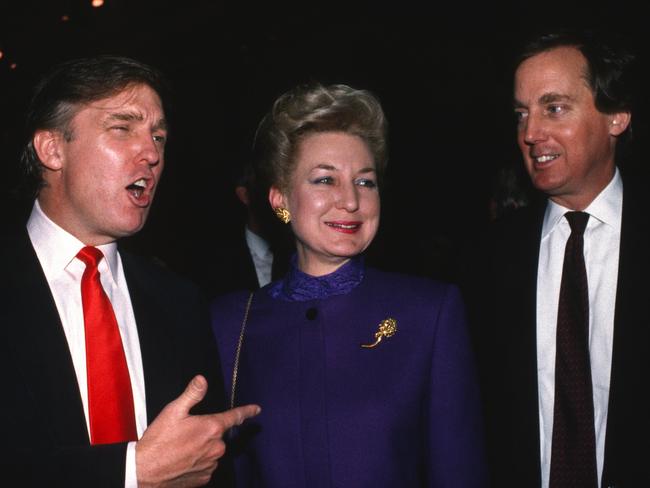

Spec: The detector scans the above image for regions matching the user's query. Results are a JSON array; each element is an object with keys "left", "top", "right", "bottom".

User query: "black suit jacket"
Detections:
[
  {"left": 191, "top": 226, "right": 291, "bottom": 300},
  {"left": 461, "top": 176, "right": 650, "bottom": 487},
  {"left": 0, "top": 227, "right": 231, "bottom": 486}
]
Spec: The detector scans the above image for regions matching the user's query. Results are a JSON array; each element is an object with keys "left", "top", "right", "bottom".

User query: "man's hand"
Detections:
[{"left": 136, "top": 375, "right": 260, "bottom": 487}]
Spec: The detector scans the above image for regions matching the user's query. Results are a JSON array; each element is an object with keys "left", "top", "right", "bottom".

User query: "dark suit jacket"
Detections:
[
  {"left": 0, "top": 227, "right": 230, "bottom": 486},
  {"left": 461, "top": 176, "right": 650, "bottom": 487},
  {"left": 192, "top": 226, "right": 291, "bottom": 300}
]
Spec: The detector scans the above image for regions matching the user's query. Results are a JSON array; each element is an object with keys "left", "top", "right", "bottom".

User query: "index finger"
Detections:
[{"left": 214, "top": 404, "right": 261, "bottom": 430}]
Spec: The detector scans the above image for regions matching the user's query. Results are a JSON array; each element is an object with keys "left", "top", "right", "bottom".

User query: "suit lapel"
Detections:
[
  {"left": 510, "top": 204, "right": 545, "bottom": 478},
  {"left": 120, "top": 252, "right": 185, "bottom": 423},
  {"left": 491, "top": 203, "right": 545, "bottom": 483},
  {"left": 602, "top": 180, "right": 650, "bottom": 484},
  {"left": 4, "top": 230, "right": 89, "bottom": 444}
]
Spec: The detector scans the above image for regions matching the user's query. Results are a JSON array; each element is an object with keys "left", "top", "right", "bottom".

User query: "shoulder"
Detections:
[
  {"left": 488, "top": 201, "right": 545, "bottom": 240},
  {"left": 363, "top": 267, "right": 464, "bottom": 312},
  {"left": 210, "top": 289, "right": 256, "bottom": 320},
  {"left": 0, "top": 225, "right": 44, "bottom": 294},
  {"left": 120, "top": 250, "right": 203, "bottom": 302}
]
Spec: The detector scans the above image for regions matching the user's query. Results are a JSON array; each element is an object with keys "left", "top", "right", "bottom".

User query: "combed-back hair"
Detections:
[
  {"left": 515, "top": 29, "right": 636, "bottom": 116},
  {"left": 252, "top": 82, "right": 388, "bottom": 192},
  {"left": 21, "top": 55, "right": 170, "bottom": 196}
]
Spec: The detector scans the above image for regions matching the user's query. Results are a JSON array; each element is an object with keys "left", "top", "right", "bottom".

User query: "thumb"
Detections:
[{"left": 172, "top": 375, "right": 208, "bottom": 416}]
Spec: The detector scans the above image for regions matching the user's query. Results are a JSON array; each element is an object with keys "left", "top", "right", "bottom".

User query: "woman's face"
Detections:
[{"left": 270, "top": 131, "right": 380, "bottom": 276}]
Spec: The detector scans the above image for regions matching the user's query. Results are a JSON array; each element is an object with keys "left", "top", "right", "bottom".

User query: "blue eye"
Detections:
[
  {"left": 312, "top": 176, "right": 334, "bottom": 185},
  {"left": 547, "top": 104, "right": 566, "bottom": 115},
  {"left": 356, "top": 178, "right": 377, "bottom": 188}
]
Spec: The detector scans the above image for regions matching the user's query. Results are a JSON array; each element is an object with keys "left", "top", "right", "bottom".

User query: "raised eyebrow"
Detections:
[
  {"left": 539, "top": 92, "right": 575, "bottom": 104},
  {"left": 312, "top": 163, "right": 337, "bottom": 171},
  {"left": 513, "top": 92, "right": 575, "bottom": 109},
  {"left": 311, "top": 164, "right": 375, "bottom": 176}
]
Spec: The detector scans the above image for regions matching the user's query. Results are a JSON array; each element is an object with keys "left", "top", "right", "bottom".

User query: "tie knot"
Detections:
[
  {"left": 77, "top": 246, "right": 105, "bottom": 269},
  {"left": 565, "top": 211, "right": 589, "bottom": 236}
]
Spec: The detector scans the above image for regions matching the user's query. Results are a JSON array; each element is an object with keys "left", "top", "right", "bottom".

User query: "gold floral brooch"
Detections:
[{"left": 361, "top": 318, "right": 397, "bottom": 348}]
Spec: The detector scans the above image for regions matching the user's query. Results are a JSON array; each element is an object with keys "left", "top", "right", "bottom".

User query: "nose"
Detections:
[
  {"left": 521, "top": 113, "right": 547, "bottom": 145},
  {"left": 136, "top": 134, "right": 162, "bottom": 167},
  {"left": 335, "top": 181, "right": 360, "bottom": 212}
]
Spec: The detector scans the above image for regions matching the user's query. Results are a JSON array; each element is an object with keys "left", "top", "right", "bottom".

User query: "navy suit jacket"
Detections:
[
  {"left": 211, "top": 265, "right": 487, "bottom": 487},
  {"left": 461, "top": 175, "right": 650, "bottom": 487},
  {"left": 0, "top": 227, "right": 230, "bottom": 486}
]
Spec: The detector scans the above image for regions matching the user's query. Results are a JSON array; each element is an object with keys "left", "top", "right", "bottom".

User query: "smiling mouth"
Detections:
[
  {"left": 325, "top": 222, "right": 361, "bottom": 233},
  {"left": 532, "top": 154, "right": 560, "bottom": 164},
  {"left": 126, "top": 178, "right": 147, "bottom": 199}
]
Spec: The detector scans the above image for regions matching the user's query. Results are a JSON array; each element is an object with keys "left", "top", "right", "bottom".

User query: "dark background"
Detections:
[{"left": 2, "top": 1, "right": 649, "bottom": 286}]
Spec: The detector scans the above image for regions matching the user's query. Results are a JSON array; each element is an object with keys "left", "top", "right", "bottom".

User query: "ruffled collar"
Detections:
[{"left": 268, "top": 255, "right": 365, "bottom": 302}]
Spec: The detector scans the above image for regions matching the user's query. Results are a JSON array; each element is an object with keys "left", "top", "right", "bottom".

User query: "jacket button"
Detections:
[{"left": 305, "top": 307, "right": 318, "bottom": 320}]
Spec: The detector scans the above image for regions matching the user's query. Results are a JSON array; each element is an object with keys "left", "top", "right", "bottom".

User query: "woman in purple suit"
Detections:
[{"left": 211, "top": 83, "right": 486, "bottom": 487}]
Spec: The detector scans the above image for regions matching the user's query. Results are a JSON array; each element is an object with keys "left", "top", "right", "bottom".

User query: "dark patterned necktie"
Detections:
[{"left": 549, "top": 211, "right": 597, "bottom": 487}]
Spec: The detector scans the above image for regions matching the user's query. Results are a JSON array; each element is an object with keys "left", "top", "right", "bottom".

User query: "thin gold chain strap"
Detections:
[{"left": 230, "top": 292, "right": 254, "bottom": 409}]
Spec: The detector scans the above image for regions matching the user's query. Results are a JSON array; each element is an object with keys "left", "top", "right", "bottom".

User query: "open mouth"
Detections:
[{"left": 126, "top": 178, "right": 147, "bottom": 200}]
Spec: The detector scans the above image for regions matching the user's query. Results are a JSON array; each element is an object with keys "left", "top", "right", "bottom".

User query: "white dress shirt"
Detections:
[
  {"left": 537, "top": 170, "right": 622, "bottom": 488},
  {"left": 27, "top": 200, "right": 147, "bottom": 488},
  {"left": 245, "top": 226, "right": 274, "bottom": 287}
]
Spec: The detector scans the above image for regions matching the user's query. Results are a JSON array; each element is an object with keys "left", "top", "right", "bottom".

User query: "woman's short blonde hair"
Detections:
[{"left": 253, "top": 82, "right": 388, "bottom": 192}]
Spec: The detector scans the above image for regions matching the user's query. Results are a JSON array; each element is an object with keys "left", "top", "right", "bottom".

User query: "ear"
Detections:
[
  {"left": 33, "top": 129, "right": 65, "bottom": 171},
  {"left": 608, "top": 111, "right": 631, "bottom": 136},
  {"left": 234, "top": 185, "right": 250, "bottom": 206},
  {"left": 268, "top": 185, "right": 287, "bottom": 211}
]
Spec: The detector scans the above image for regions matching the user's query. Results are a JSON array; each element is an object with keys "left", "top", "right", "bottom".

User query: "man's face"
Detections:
[
  {"left": 514, "top": 46, "right": 627, "bottom": 210},
  {"left": 38, "top": 83, "right": 167, "bottom": 245}
]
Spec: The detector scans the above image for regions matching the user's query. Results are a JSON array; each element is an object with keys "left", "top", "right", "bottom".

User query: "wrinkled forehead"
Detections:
[
  {"left": 88, "top": 83, "right": 163, "bottom": 112},
  {"left": 66, "top": 83, "right": 166, "bottom": 128}
]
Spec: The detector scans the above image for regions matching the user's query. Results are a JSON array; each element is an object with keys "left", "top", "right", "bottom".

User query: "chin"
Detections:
[
  {"left": 327, "top": 245, "right": 366, "bottom": 259},
  {"left": 111, "top": 221, "right": 147, "bottom": 239}
]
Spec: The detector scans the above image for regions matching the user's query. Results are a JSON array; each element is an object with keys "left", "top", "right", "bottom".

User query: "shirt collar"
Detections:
[
  {"left": 541, "top": 168, "right": 623, "bottom": 239},
  {"left": 26, "top": 199, "right": 119, "bottom": 279},
  {"left": 245, "top": 225, "right": 271, "bottom": 259}
]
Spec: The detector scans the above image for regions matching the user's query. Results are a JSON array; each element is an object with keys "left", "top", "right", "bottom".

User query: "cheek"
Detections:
[
  {"left": 292, "top": 189, "right": 330, "bottom": 217},
  {"left": 365, "top": 192, "right": 380, "bottom": 218},
  {"left": 152, "top": 161, "right": 165, "bottom": 183},
  {"left": 516, "top": 130, "right": 526, "bottom": 148}
]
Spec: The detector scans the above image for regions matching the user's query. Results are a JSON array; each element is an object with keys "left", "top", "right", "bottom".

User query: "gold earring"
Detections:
[{"left": 274, "top": 207, "right": 291, "bottom": 224}]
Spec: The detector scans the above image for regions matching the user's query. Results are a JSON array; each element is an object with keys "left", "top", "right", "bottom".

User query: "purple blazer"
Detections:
[{"left": 211, "top": 258, "right": 486, "bottom": 487}]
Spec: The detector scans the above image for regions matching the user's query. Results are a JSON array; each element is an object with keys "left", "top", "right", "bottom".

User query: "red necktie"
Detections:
[
  {"left": 550, "top": 212, "right": 598, "bottom": 487},
  {"left": 77, "top": 246, "right": 137, "bottom": 445}
]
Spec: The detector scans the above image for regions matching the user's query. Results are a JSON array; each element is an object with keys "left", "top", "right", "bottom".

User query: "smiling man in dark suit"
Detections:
[
  {"left": 0, "top": 55, "right": 259, "bottom": 487},
  {"left": 462, "top": 30, "right": 649, "bottom": 487}
]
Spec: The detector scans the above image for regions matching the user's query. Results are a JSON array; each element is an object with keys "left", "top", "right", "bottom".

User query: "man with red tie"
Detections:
[{"left": 0, "top": 55, "right": 259, "bottom": 486}]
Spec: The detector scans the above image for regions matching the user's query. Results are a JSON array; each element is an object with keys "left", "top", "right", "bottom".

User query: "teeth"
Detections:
[
  {"left": 126, "top": 178, "right": 147, "bottom": 200},
  {"left": 327, "top": 223, "right": 358, "bottom": 229},
  {"left": 535, "top": 155, "right": 557, "bottom": 163}
]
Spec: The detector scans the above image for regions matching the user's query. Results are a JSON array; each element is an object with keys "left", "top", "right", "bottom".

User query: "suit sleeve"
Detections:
[{"left": 427, "top": 284, "right": 488, "bottom": 487}]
